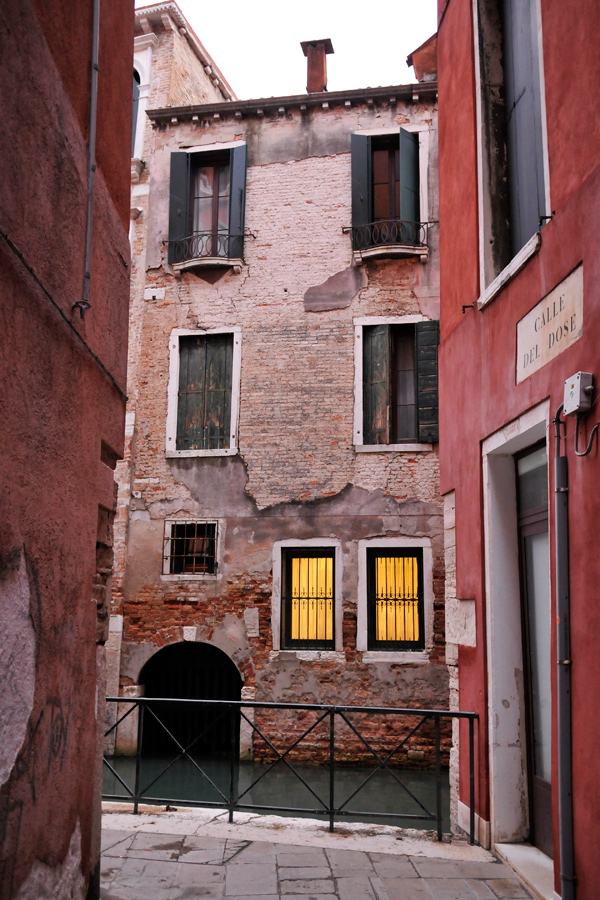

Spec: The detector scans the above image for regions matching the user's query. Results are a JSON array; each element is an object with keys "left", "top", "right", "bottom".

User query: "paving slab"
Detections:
[
  {"left": 100, "top": 807, "right": 534, "bottom": 900},
  {"left": 225, "top": 862, "right": 278, "bottom": 895}
]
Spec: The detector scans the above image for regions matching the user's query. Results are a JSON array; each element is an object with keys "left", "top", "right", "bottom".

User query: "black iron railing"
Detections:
[
  {"left": 168, "top": 232, "right": 243, "bottom": 264},
  {"left": 103, "top": 697, "right": 477, "bottom": 843},
  {"left": 352, "top": 219, "right": 428, "bottom": 252}
]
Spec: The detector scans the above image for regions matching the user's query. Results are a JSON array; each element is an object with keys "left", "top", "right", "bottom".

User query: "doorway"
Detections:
[
  {"left": 516, "top": 445, "right": 553, "bottom": 857},
  {"left": 139, "top": 641, "right": 242, "bottom": 757}
]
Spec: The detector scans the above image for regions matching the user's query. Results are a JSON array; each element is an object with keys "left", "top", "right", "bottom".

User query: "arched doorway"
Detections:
[{"left": 139, "top": 642, "right": 242, "bottom": 758}]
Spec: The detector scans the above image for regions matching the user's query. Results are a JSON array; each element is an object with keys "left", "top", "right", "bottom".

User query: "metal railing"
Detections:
[
  {"left": 103, "top": 697, "right": 477, "bottom": 843},
  {"left": 168, "top": 232, "right": 243, "bottom": 264},
  {"left": 352, "top": 219, "right": 428, "bottom": 252}
]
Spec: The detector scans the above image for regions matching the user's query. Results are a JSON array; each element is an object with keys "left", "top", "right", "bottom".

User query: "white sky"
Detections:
[{"left": 135, "top": 0, "right": 438, "bottom": 100}]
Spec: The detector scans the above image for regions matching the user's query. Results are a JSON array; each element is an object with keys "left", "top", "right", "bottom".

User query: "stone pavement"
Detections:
[{"left": 101, "top": 807, "right": 534, "bottom": 900}]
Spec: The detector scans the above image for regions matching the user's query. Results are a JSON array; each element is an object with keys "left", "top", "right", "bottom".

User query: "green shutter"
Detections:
[
  {"left": 176, "top": 334, "right": 233, "bottom": 450},
  {"left": 228, "top": 144, "right": 247, "bottom": 260},
  {"left": 363, "top": 325, "right": 390, "bottom": 445},
  {"left": 399, "top": 129, "right": 420, "bottom": 225},
  {"left": 415, "top": 321, "right": 439, "bottom": 443},
  {"left": 168, "top": 153, "right": 191, "bottom": 264},
  {"left": 351, "top": 133, "right": 372, "bottom": 228}
]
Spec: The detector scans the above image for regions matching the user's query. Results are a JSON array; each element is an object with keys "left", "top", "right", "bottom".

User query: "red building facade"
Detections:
[
  {"left": 437, "top": 1, "right": 600, "bottom": 898},
  {"left": 0, "top": 2, "right": 132, "bottom": 897}
]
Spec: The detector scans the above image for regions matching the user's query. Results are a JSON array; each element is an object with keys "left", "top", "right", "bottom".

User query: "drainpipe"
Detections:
[
  {"left": 554, "top": 405, "right": 575, "bottom": 900},
  {"left": 73, "top": 0, "right": 100, "bottom": 319}
]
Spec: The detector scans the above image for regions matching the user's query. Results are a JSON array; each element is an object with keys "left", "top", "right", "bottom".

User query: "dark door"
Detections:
[
  {"left": 516, "top": 444, "right": 553, "bottom": 857},
  {"left": 139, "top": 642, "right": 242, "bottom": 758}
]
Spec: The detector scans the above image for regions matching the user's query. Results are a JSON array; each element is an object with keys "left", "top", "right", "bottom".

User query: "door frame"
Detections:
[{"left": 481, "top": 400, "right": 551, "bottom": 846}]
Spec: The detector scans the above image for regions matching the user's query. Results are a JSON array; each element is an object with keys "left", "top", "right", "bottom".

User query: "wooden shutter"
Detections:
[
  {"left": 351, "top": 133, "right": 372, "bottom": 228},
  {"left": 363, "top": 325, "right": 390, "bottom": 445},
  {"left": 228, "top": 144, "right": 247, "bottom": 260},
  {"left": 176, "top": 334, "right": 233, "bottom": 450},
  {"left": 399, "top": 129, "right": 420, "bottom": 226},
  {"left": 168, "top": 153, "right": 191, "bottom": 264},
  {"left": 503, "top": 0, "right": 545, "bottom": 255},
  {"left": 415, "top": 321, "right": 439, "bottom": 443}
]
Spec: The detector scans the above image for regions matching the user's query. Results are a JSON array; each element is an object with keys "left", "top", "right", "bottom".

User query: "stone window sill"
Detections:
[
  {"left": 355, "top": 443, "right": 434, "bottom": 453},
  {"left": 478, "top": 232, "right": 541, "bottom": 310},
  {"left": 361, "top": 651, "right": 429, "bottom": 665},
  {"left": 269, "top": 650, "right": 346, "bottom": 663}
]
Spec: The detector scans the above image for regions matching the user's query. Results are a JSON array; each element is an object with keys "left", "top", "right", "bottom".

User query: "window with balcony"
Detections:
[
  {"left": 167, "top": 143, "right": 247, "bottom": 270},
  {"left": 351, "top": 130, "right": 427, "bottom": 261}
]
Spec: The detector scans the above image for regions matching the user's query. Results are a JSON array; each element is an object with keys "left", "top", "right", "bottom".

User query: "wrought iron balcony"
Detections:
[
  {"left": 168, "top": 231, "right": 244, "bottom": 268},
  {"left": 352, "top": 219, "right": 429, "bottom": 259}
]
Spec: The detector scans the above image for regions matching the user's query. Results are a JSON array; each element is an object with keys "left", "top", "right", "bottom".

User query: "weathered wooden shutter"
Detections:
[
  {"left": 228, "top": 144, "right": 247, "bottom": 259},
  {"left": 399, "top": 129, "right": 420, "bottom": 225},
  {"left": 363, "top": 324, "right": 390, "bottom": 444},
  {"left": 351, "top": 133, "right": 372, "bottom": 229},
  {"left": 168, "top": 153, "right": 191, "bottom": 264},
  {"left": 503, "top": 0, "right": 545, "bottom": 255},
  {"left": 176, "top": 334, "right": 233, "bottom": 450},
  {"left": 415, "top": 321, "right": 439, "bottom": 443}
]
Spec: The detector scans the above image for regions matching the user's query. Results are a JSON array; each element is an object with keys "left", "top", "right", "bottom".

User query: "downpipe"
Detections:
[
  {"left": 554, "top": 406, "right": 575, "bottom": 900},
  {"left": 73, "top": 0, "right": 100, "bottom": 319}
]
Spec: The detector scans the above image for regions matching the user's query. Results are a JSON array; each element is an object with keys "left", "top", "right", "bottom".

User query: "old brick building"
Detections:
[{"left": 111, "top": 3, "right": 446, "bottom": 767}]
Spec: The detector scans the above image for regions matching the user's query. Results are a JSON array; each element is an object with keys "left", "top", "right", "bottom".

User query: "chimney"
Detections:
[{"left": 300, "top": 39, "right": 334, "bottom": 93}]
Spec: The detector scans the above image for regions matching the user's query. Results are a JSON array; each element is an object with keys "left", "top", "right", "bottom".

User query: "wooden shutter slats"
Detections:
[{"left": 416, "top": 321, "right": 439, "bottom": 443}]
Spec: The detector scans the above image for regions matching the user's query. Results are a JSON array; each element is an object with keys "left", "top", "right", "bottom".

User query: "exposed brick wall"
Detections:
[{"left": 112, "top": 61, "right": 448, "bottom": 766}]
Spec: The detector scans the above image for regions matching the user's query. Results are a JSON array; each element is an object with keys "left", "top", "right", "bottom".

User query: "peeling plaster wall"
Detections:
[{"left": 113, "top": 68, "right": 446, "bottom": 761}]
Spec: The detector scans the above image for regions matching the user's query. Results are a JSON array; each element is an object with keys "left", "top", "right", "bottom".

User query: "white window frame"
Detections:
[
  {"left": 357, "top": 536, "right": 434, "bottom": 663},
  {"left": 161, "top": 518, "right": 223, "bottom": 581},
  {"left": 271, "top": 538, "right": 344, "bottom": 658},
  {"left": 166, "top": 326, "right": 241, "bottom": 458},
  {"left": 472, "top": 0, "right": 550, "bottom": 308},
  {"left": 353, "top": 315, "right": 435, "bottom": 452}
]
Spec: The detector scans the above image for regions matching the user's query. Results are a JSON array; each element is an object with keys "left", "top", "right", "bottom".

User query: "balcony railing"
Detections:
[
  {"left": 168, "top": 232, "right": 244, "bottom": 266},
  {"left": 352, "top": 219, "right": 428, "bottom": 253},
  {"left": 103, "top": 697, "right": 478, "bottom": 843}
]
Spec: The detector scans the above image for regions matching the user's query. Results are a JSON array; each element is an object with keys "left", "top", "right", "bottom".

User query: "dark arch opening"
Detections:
[{"left": 139, "top": 642, "right": 242, "bottom": 758}]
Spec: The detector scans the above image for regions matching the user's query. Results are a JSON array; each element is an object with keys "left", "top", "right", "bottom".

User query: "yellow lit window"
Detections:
[
  {"left": 282, "top": 550, "right": 334, "bottom": 649},
  {"left": 368, "top": 549, "right": 423, "bottom": 649}
]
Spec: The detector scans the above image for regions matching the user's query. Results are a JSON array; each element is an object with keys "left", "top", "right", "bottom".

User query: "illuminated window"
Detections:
[
  {"left": 281, "top": 549, "right": 335, "bottom": 650},
  {"left": 366, "top": 548, "right": 424, "bottom": 650},
  {"left": 163, "top": 521, "right": 218, "bottom": 576}
]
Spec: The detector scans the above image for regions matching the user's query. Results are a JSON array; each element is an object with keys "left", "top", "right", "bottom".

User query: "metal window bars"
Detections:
[{"left": 164, "top": 521, "right": 217, "bottom": 575}]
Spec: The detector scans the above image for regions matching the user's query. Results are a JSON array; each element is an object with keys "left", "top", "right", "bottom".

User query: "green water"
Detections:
[{"left": 103, "top": 755, "right": 449, "bottom": 832}]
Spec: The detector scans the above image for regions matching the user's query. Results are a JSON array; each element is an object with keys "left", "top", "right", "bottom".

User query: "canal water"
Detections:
[{"left": 103, "top": 756, "right": 450, "bottom": 832}]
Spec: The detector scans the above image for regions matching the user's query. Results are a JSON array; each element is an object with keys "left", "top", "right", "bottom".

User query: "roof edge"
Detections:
[{"left": 146, "top": 81, "right": 438, "bottom": 123}]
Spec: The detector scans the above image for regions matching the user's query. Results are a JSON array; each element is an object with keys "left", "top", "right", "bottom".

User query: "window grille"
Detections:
[
  {"left": 367, "top": 549, "right": 424, "bottom": 649},
  {"left": 281, "top": 549, "right": 335, "bottom": 650},
  {"left": 164, "top": 521, "right": 217, "bottom": 575}
]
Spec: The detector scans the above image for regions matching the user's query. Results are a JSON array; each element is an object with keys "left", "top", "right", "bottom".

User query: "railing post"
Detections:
[
  {"left": 133, "top": 701, "right": 144, "bottom": 815},
  {"left": 229, "top": 703, "right": 236, "bottom": 824},
  {"left": 329, "top": 709, "right": 335, "bottom": 833},
  {"left": 469, "top": 715, "right": 475, "bottom": 845},
  {"left": 435, "top": 714, "right": 442, "bottom": 840}
]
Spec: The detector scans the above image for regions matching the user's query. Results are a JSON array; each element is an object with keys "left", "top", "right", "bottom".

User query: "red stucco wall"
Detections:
[
  {"left": 438, "top": 0, "right": 600, "bottom": 892},
  {"left": 0, "top": 2, "right": 132, "bottom": 897}
]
